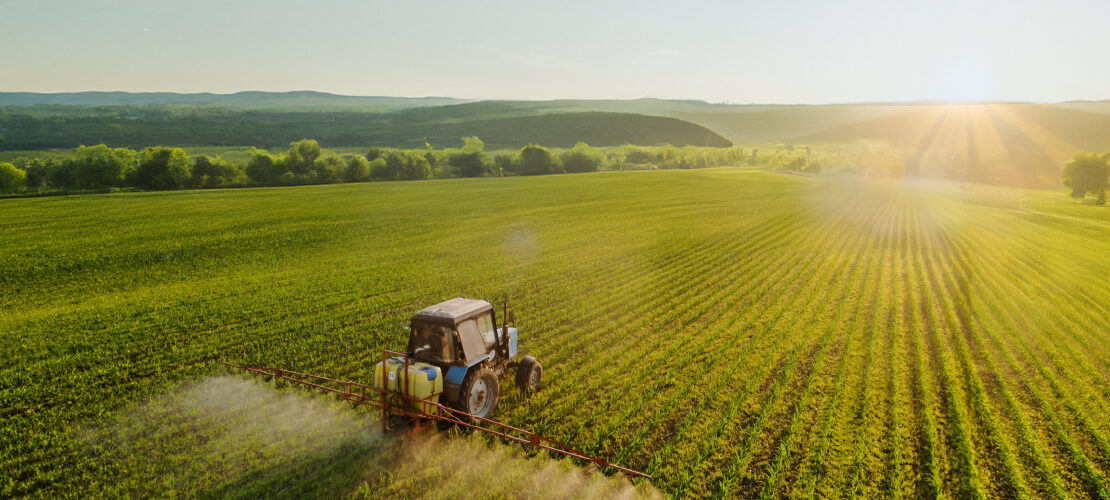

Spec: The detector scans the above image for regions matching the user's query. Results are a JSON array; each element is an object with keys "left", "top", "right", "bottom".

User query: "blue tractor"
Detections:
[{"left": 399, "top": 297, "right": 542, "bottom": 420}]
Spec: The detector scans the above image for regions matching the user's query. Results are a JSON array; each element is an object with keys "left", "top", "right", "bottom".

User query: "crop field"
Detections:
[{"left": 3, "top": 168, "right": 1110, "bottom": 498}]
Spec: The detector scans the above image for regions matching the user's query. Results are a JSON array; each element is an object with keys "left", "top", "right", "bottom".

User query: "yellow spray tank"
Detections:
[{"left": 373, "top": 357, "right": 442, "bottom": 413}]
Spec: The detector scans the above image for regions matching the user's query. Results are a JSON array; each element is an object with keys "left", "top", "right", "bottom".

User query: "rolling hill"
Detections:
[{"left": 0, "top": 107, "right": 731, "bottom": 150}]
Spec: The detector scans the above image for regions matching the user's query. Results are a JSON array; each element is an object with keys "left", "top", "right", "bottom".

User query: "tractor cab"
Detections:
[
  {"left": 394, "top": 297, "right": 539, "bottom": 420},
  {"left": 408, "top": 298, "right": 515, "bottom": 368}
]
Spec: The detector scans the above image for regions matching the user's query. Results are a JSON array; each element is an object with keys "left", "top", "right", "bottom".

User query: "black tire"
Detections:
[
  {"left": 515, "top": 356, "right": 542, "bottom": 392},
  {"left": 459, "top": 366, "right": 499, "bottom": 419}
]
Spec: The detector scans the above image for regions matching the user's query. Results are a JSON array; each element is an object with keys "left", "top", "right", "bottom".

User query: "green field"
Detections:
[{"left": 4, "top": 169, "right": 1110, "bottom": 498}]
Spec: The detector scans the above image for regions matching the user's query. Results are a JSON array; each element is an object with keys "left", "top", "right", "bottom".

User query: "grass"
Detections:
[{"left": 2, "top": 168, "right": 1110, "bottom": 498}]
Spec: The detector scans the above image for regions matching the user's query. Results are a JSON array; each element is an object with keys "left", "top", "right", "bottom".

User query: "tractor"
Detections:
[
  {"left": 222, "top": 297, "right": 650, "bottom": 478},
  {"left": 372, "top": 297, "right": 542, "bottom": 420}
]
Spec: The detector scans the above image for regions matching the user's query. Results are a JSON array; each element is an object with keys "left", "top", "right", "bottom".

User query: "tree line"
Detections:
[
  {"left": 6, "top": 141, "right": 1105, "bottom": 198},
  {"left": 0, "top": 139, "right": 750, "bottom": 195}
]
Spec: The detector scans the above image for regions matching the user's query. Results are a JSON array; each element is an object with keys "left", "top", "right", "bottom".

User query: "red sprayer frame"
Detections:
[{"left": 220, "top": 355, "right": 651, "bottom": 479}]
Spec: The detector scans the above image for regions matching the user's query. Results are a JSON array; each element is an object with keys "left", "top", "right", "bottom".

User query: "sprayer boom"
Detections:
[{"left": 220, "top": 359, "right": 651, "bottom": 479}]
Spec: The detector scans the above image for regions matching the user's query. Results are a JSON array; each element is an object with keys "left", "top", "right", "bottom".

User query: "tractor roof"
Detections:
[{"left": 412, "top": 298, "right": 493, "bottom": 324}]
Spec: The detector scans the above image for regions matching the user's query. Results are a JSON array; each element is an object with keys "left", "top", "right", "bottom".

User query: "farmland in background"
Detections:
[{"left": 3, "top": 169, "right": 1110, "bottom": 497}]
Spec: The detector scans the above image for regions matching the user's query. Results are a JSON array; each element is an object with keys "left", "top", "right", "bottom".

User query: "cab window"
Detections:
[
  {"left": 410, "top": 322, "right": 455, "bottom": 363},
  {"left": 476, "top": 313, "right": 496, "bottom": 350},
  {"left": 457, "top": 319, "right": 487, "bottom": 363}
]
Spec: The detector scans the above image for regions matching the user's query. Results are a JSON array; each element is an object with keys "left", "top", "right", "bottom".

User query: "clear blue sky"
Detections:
[{"left": 1, "top": 0, "right": 1107, "bottom": 103}]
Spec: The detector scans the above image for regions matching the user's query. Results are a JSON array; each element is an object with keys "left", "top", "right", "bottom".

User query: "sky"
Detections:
[{"left": 1, "top": 0, "right": 1108, "bottom": 104}]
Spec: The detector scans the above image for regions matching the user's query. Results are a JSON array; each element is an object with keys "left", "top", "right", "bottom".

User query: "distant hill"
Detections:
[
  {"left": 0, "top": 91, "right": 470, "bottom": 112},
  {"left": 388, "top": 99, "right": 901, "bottom": 144},
  {"left": 392, "top": 111, "right": 731, "bottom": 149},
  {"left": 0, "top": 107, "right": 730, "bottom": 150}
]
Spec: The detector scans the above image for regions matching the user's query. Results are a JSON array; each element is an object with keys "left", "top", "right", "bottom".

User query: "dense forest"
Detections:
[{"left": 0, "top": 106, "right": 731, "bottom": 150}]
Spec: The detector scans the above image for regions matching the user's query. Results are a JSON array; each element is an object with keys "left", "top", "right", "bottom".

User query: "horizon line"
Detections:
[{"left": 0, "top": 89, "right": 1107, "bottom": 107}]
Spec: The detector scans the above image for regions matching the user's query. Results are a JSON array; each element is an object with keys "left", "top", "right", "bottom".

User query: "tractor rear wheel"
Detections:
[
  {"left": 459, "top": 367, "right": 499, "bottom": 419},
  {"left": 516, "top": 356, "right": 542, "bottom": 392}
]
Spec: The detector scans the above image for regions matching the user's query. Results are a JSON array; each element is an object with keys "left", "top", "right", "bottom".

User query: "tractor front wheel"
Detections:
[
  {"left": 459, "top": 367, "right": 499, "bottom": 419},
  {"left": 516, "top": 356, "right": 542, "bottom": 392}
]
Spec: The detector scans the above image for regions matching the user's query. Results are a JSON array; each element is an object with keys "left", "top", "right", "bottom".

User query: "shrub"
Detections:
[
  {"left": 1063, "top": 152, "right": 1109, "bottom": 204},
  {"left": 345, "top": 156, "right": 372, "bottom": 183},
  {"left": 71, "top": 144, "right": 137, "bottom": 188},
  {"left": 513, "top": 145, "right": 563, "bottom": 176},
  {"left": 191, "top": 156, "right": 240, "bottom": 188},
  {"left": 246, "top": 151, "right": 284, "bottom": 185},
  {"left": 0, "top": 162, "right": 26, "bottom": 193},
  {"left": 136, "top": 147, "right": 191, "bottom": 190},
  {"left": 560, "top": 142, "right": 604, "bottom": 173}
]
